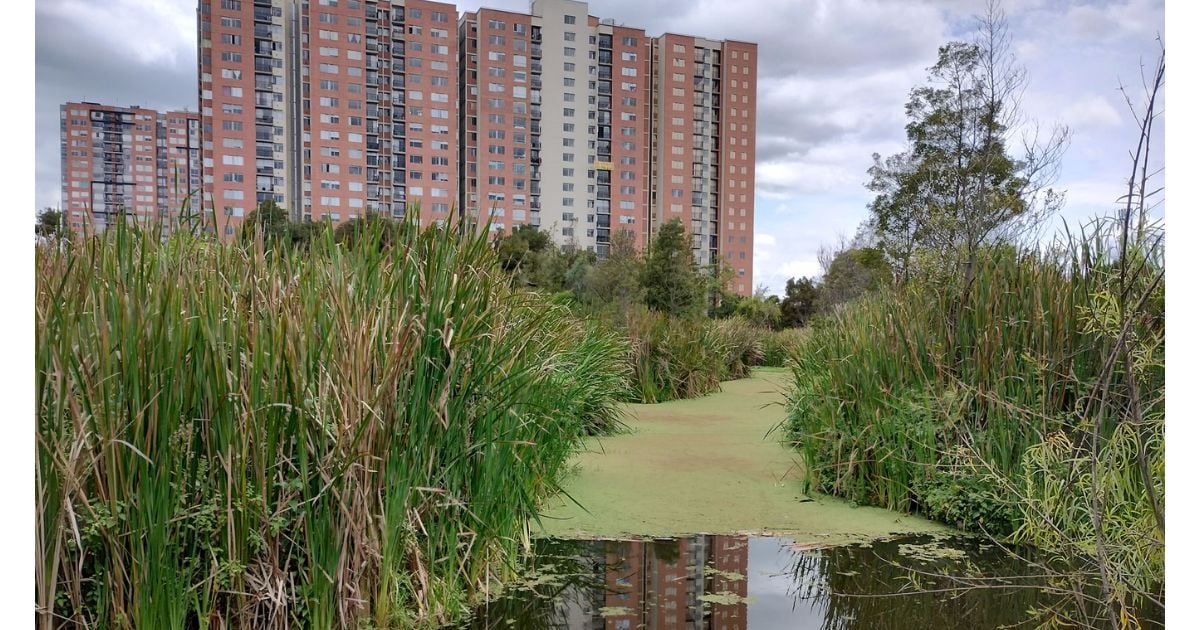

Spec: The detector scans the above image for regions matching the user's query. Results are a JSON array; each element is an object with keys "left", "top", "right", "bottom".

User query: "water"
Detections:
[{"left": 455, "top": 533, "right": 1162, "bottom": 629}]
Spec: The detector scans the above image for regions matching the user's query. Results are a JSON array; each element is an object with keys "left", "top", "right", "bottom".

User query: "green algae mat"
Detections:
[{"left": 535, "top": 367, "right": 945, "bottom": 543}]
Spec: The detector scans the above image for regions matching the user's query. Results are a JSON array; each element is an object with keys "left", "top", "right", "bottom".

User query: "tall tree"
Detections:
[
  {"left": 867, "top": 1, "right": 1067, "bottom": 280},
  {"left": 576, "top": 229, "right": 643, "bottom": 310},
  {"left": 779, "top": 277, "right": 819, "bottom": 328},
  {"left": 819, "top": 247, "right": 892, "bottom": 311},
  {"left": 240, "top": 199, "right": 292, "bottom": 245},
  {"left": 641, "top": 219, "right": 704, "bottom": 317}
]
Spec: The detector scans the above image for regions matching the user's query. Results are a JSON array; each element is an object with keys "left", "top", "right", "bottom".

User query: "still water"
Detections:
[{"left": 455, "top": 534, "right": 1161, "bottom": 629}]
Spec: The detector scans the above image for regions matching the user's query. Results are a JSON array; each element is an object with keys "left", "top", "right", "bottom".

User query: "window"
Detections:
[
  {"left": 621, "top": 67, "right": 637, "bottom": 76},
  {"left": 563, "top": 47, "right": 575, "bottom": 57},
  {"left": 564, "top": 15, "right": 576, "bottom": 24},
  {"left": 622, "top": 36, "right": 637, "bottom": 46},
  {"left": 220, "top": 51, "right": 242, "bottom": 62},
  {"left": 319, "top": 63, "right": 339, "bottom": 74},
  {"left": 564, "top": 31, "right": 576, "bottom": 41},
  {"left": 222, "top": 86, "right": 243, "bottom": 97},
  {"left": 220, "top": 34, "right": 241, "bottom": 45},
  {"left": 220, "top": 17, "right": 241, "bottom": 28},
  {"left": 222, "top": 155, "right": 244, "bottom": 165}
]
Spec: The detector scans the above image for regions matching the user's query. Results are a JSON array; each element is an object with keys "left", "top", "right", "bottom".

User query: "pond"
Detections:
[{"left": 454, "top": 533, "right": 1162, "bottom": 629}]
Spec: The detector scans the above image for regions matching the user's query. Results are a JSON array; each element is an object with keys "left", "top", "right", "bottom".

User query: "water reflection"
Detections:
[{"left": 457, "top": 534, "right": 1161, "bottom": 629}]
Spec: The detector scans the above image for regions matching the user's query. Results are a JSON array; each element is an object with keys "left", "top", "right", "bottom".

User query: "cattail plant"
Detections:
[{"left": 35, "top": 209, "right": 630, "bottom": 628}]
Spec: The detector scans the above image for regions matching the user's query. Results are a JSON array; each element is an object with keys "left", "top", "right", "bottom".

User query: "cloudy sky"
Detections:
[{"left": 35, "top": 0, "right": 1165, "bottom": 293}]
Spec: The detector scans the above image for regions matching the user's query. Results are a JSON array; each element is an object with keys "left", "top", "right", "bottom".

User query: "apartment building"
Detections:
[
  {"left": 650, "top": 34, "right": 756, "bottom": 295},
  {"left": 189, "top": 0, "right": 754, "bottom": 292},
  {"left": 198, "top": 0, "right": 458, "bottom": 236},
  {"left": 59, "top": 102, "right": 201, "bottom": 234},
  {"left": 458, "top": 0, "right": 651, "bottom": 256}
]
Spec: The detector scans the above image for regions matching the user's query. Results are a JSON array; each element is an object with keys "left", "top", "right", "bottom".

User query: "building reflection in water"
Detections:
[
  {"left": 460, "top": 534, "right": 749, "bottom": 629},
  {"left": 554, "top": 535, "right": 749, "bottom": 630}
]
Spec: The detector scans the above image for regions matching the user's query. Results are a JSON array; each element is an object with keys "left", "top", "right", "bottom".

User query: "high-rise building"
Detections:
[
  {"left": 650, "top": 33, "right": 756, "bottom": 295},
  {"left": 194, "top": 0, "right": 754, "bottom": 293},
  {"left": 458, "top": 0, "right": 653, "bottom": 255},
  {"left": 59, "top": 102, "right": 201, "bottom": 235},
  {"left": 198, "top": 0, "right": 458, "bottom": 237}
]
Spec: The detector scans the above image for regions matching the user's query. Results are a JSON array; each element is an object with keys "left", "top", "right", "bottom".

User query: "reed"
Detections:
[
  {"left": 760, "top": 328, "right": 809, "bottom": 368},
  {"left": 784, "top": 221, "right": 1163, "bottom": 539},
  {"left": 35, "top": 212, "right": 629, "bottom": 628}
]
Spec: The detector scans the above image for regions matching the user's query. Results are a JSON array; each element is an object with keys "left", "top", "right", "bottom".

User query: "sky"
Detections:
[{"left": 34, "top": 0, "right": 1165, "bottom": 294}]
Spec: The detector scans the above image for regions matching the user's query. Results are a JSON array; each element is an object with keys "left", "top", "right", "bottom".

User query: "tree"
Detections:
[
  {"left": 734, "top": 288, "right": 782, "bottom": 329},
  {"left": 640, "top": 219, "right": 704, "bottom": 317},
  {"left": 867, "top": 1, "right": 1068, "bottom": 280},
  {"left": 575, "top": 229, "right": 643, "bottom": 310},
  {"left": 240, "top": 199, "right": 292, "bottom": 245},
  {"left": 334, "top": 212, "right": 401, "bottom": 251},
  {"left": 779, "top": 277, "right": 819, "bottom": 328},
  {"left": 36, "top": 208, "right": 67, "bottom": 241},
  {"left": 495, "top": 224, "right": 553, "bottom": 281},
  {"left": 819, "top": 247, "right": 892, "bottom": 311}
]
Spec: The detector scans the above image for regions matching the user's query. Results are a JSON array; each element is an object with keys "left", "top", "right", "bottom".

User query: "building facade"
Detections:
[
  {"left": 198, "top": 0, "right": 459, "bottom": 237},
  {"left": 458, "top": 0, "right": 653, "bottom": 256},
  {"left": 650, "top": 33, "right": 756, "bottom": 295},
  {"left": 55, "top": 0, "right": 754, "bottom": 292},
  {"left": 59, "top": 102, "right": 201, "bottom": 235}
]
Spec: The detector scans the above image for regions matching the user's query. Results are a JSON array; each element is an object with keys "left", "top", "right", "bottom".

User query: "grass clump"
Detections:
[
  {"left": 784, "top": 225, "right": 1163, "bottom": 536},
  {"left": 35, "top": 213, "right": 629, "bottom": 629},
  {"left": 760, "top": 328, "right": 809, "bottom": 368}
]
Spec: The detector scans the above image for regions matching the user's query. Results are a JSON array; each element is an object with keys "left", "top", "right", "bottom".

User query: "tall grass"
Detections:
[
  {"left": 35, "top": 213, "right": 629, "bottom": 628},
  {"left": 760, "top": 328, "right": 809, "bottom": 368},
  {"left": 609, "top": 307, "right": 775, "bottom": 403},
  {"left": 785, "top": 223, "right": 1163, "bottom": 536}
]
